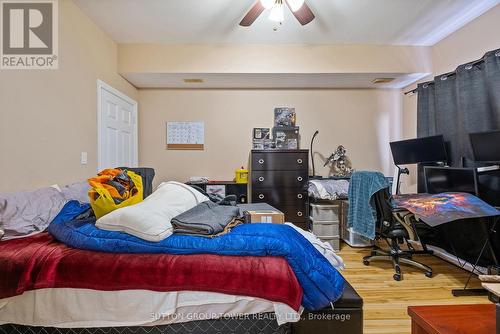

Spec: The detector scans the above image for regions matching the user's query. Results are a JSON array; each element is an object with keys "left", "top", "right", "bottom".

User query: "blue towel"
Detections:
[
  {"left": 347, "top": 171, "right": 390, "bottom": 239},
  {"left": 48, "top": 201, "right": 345, "bottom": 311}
]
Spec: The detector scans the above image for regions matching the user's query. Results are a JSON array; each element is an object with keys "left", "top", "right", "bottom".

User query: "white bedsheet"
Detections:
[
  {"left": 285, "top": 223, "right": 345, "bottom": 270},
  {"left": 0, "top": 289, "right": 302, "bottom": 328}
]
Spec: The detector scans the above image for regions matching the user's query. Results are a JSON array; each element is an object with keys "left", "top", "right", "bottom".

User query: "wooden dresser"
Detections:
[{"left": 250, "top": 149, "right": 309, "bottom": 229}]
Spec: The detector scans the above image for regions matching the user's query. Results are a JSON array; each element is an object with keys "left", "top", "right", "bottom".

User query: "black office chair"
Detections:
[{"left": 362, "top": 188, "right": 433, "bottom": 281}]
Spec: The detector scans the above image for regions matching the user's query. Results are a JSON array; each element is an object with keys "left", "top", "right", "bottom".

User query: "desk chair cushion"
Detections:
[
  {"left": 373, "top": 189, "right": 408, "bottom": 240},
  {"left": 386, "top": 226, "right": 408, "bottom": 239}
]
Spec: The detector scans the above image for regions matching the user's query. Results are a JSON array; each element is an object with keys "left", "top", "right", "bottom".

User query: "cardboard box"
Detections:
[
  {"left": 244, "top": 209, "right": 285, "bottom": 224},
  {"left": 272, "top": 126, "right": 300, "bottom": 149},
  {"left": 274, "top": 107, "right": 296, "bottom": 127}
]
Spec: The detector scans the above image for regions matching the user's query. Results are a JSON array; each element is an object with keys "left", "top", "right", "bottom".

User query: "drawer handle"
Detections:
[
  {"left": 297, "top": 211, "right": 303, "bottom": 217},
  {"left": 297, "top": 176, "right": 303, "bottom": 182},
  {"left": 258, "top": 159, "right": 265, "bottom": 164},
  {"left": 258, "top": 176, "right": 265, "bottom": 182},
  {"left": 258, "top": 194, "right": 265, "bottom": 200},
  {"left": 297, "top": 158, "right": 303, "bottom": 164},
  {"left": 297, "top": 194, "right": 303, "bottom": 199}
]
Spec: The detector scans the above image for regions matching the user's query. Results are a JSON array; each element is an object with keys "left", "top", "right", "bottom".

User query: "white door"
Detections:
[{"left": 97, "top": 80, "right": 138, "bottom": 170}]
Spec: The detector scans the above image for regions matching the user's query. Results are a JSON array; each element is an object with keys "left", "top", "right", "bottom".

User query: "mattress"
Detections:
[
  {"left": 0, "top": 289, "right": 301, "bottom": 328},
  {"left": 0, "top": 315, "right": 291, "bottom": 334}
]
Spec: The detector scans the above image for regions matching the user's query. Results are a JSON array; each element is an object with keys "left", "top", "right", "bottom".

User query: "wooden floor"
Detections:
[{"left": 338, "top": 243, "right": 490, "bottom": 334}]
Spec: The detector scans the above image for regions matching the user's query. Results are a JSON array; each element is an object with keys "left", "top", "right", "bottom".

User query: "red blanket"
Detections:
[{"left": 0, "top": 233, "right": 302, "bottom": 310}]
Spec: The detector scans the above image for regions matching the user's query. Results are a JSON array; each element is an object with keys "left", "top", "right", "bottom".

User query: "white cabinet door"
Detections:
[{"left": 97, "top": 80, "right": 138, "bottom": 170}]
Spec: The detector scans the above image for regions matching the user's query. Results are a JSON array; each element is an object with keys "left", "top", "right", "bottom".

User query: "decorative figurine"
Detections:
[{"left": 324, "top": 145, "right": 354, "bottom": 178}]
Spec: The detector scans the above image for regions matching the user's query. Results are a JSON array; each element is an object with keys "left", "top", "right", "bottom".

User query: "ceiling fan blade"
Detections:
[
  {"left": 286, "top": 1, "right": 315, "bottom": 25},
  {"left": 239, "top": 1, "right": 265, "bottom": 27}
]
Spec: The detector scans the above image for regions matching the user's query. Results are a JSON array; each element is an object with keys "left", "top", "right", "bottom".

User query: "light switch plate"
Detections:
[{"left": 81, "top": 152, "right": 88, "bottom": 165}]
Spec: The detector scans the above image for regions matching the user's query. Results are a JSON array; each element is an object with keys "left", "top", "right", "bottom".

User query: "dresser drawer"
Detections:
[
  {"left": 252, "top": 151, "right": 308, "bottom": 171},
  {"left": 281, "top": 205, "right": 308, "bottom": 223},
  {"left": 291, "top": 221, "right": 309, "bottom": 231},
  {"left": 252, "top": 188, "right": 307, "bottom": 207},
  {"left": 251, "top": 170, "right": 307, "bottom": 188}
]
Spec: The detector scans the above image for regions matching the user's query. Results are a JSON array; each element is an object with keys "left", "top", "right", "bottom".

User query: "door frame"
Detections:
[{"left": 97, "top": 79, "right": 138, "bottom": 171}]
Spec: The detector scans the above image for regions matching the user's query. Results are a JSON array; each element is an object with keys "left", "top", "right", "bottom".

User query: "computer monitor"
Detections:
[
  {"left": 469, "top": 130, "right": 500, "bottom": 163},
  {"left": 424, "top": 167, "right": 479, "bottom": 196},
  {"left": 390, "top": 135, "right": 448, "bottom": 165}
]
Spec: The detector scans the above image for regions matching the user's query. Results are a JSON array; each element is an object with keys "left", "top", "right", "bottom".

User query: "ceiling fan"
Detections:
[{"left": 240, "top": 0, "right": 315, "bottom": 27}]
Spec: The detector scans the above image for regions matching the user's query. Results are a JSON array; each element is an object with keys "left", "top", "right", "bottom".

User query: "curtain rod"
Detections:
[
  {"left": 403, "top": 48, "right": 500, "bottom": 96},
  {"left": 403, "top": 81, "right": 433, "bottom": 95}
]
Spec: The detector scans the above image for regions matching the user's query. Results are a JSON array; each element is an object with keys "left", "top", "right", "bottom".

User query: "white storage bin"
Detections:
[
  {"left": 321, "top": 236, "right": 340, "bottom": 252},
  {"left": 310, "top": 203, "right": 341, "bottom": 221},
  {"left": 341, "top": 226, "right": 373, "bottom": 247},
  {"left": 340, "top": 201, "right": 374, "bottom": 247},
  {"left": 312, "top": 221, "right": 339, "bottom": 237}
]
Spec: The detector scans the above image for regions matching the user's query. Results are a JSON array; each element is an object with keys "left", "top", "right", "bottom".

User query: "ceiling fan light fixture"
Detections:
[
  {"left": 269, "top": 3, "right": 284, "bottom": 22},
  {"left": 260, "top": 0, "right": 275, "bottom": 9},
  {"left": 287, "top": 0, "right": 305, "bottom": 12}
]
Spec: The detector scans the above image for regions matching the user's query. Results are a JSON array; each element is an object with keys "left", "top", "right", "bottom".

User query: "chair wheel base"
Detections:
[
  {"left": 363, "top": 259, "right": 370, "bottom": 266},
  {"left": 393, "top": 274, "right": 402, "bottom": 281},
  {"left": 425, "top": 271, "right": 433, "bottom": 278}
]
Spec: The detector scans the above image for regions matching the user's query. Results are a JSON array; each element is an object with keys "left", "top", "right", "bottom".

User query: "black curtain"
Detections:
[{"left": 417, "top": 48, "right": 500, "bottom": 167}]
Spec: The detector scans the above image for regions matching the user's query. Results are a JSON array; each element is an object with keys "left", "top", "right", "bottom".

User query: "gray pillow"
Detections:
[
  {"left": 60, "top": 181, "right": 91, "bottom": 203},
  {"left": 0, "top": 187, "right": 67, "bottom": 240}
]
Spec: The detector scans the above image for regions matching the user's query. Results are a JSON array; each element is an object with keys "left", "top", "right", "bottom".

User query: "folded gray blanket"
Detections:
[{"left": 171, "top": 201, "right": 241, "bottom": 236}]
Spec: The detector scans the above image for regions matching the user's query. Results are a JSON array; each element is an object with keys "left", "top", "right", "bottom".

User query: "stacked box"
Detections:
[
  {"left": 274, "top": 108, "right": 296, "bottom": 127},
  {"left": 273, "top": 126, "right": 300, "bottom": 149},
  {"left": 310, "top": 202, "right": 341, "bottom": 251},
  {"left": 252, "top": 128, "right": 271, "bottom": 149}
]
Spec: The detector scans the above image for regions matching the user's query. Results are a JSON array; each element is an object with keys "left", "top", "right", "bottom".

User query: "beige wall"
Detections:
[
  {"left": 119, "top": 44, "right": 432, "bottom": 75},
  {"left": 139, "top": 89, "right": 402, "bottom": 187},
  {"left": 0, "top": 0, "right": 137, "bottom": 192},
  {"left": 399, "top": 4, "right": 500, "bottom": 192}
]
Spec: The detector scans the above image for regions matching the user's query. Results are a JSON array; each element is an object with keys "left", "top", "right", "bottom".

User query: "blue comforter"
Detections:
[{"left": 48, "top": 201, "right": 345, "bottom": 311}]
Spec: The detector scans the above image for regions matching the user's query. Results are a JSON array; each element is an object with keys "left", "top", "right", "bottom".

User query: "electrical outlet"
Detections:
[{"left": 81, "top": 152, "right": 88, "bottom": 165}]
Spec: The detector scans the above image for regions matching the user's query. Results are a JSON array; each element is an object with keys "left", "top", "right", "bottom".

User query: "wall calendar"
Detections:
[{"left": 166, "top": 121, "right": 205, "bottom": 150}]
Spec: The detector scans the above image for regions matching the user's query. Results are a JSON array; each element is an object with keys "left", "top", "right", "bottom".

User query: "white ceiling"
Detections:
[{"left": 74, "top": 0, "right": 499, "bottom": 46}]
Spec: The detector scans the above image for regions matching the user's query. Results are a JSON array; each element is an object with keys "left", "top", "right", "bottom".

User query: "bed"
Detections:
[
  {"left": 0, "top": 172, "right": 362, "bottom": 334},
  {"left": 0, "top": 229, "right": 362, "bottom": 334}
]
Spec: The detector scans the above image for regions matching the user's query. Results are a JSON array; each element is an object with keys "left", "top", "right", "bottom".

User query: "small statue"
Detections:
[{"left": 324, "top": 145, "right": 354, "bottom": 178}]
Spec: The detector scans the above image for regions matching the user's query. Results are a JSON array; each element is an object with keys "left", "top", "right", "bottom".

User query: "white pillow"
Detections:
[{"left": 95, "top": 181, "right": 208, "bottom": 242}]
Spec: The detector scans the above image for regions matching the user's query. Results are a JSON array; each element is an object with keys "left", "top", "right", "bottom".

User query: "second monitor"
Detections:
[{"left": 424, "top": 167, "right": 479, "bottom": 196}]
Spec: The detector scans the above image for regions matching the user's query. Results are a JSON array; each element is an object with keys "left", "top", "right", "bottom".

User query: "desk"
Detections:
[{"left": 408, "top": 304, "right": 495, "bottom": 334}]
